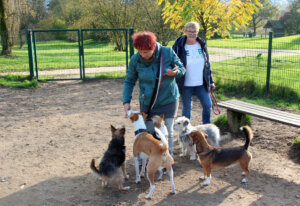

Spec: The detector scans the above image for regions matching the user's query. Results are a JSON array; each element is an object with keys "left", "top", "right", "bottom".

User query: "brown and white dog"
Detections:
[
  {"left": 187, "top": 126, "right": 253, "bottom": 186},
  {"left": 128, "top": 110, "right": 175, "bottom": 199}
]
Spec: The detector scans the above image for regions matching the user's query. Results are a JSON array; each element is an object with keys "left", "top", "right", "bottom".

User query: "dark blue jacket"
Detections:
[{"left": 172, "top": 35, "right": 214, "bottom": 93}]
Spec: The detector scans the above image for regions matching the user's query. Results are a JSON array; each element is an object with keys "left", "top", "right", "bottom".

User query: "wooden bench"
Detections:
[{"left": 217, "top": 99, "right": 300, "bottom": 132}]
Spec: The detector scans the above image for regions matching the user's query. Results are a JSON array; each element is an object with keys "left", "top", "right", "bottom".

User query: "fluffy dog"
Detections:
[
  {"left": 187, "top": 126, "right": 253, "bottom": 186},
  {"left": 128, "top": 110, "right": 175, "bottom": 199},
  {"left": 174, "top": 116, "right": 220, "bottom": 160},
  {"left": 90, "top": 125, "right": 130, "bottom": 190}
]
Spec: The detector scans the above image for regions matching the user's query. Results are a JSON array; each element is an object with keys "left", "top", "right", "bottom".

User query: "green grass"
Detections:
[
  {"left": 0, "top": 74, "right": 38, "bottom": 88},
  {"left": 294, "top": 137, "right": 300, "bottom": 145},
  {"left": 214, "top": 78, "right": 300, "bottom": 110},
  {"left": 212, "top": 55, "right": 300, "bottom": 98},
  {"left": 207, "top": 34, "right": 300, "bottom": 50},
  {"left": 85, "top": 71, "right": 126, "bottom": 79},
  {"left": 0, "top": 40, "right": 126, "bottom": 72},
  {"left": 213, "top": 113, "right": 252, "bottom": 133}
]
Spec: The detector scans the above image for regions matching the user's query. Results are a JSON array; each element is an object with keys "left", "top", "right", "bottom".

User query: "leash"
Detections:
[{"left": 210, "top": 88, "right": 221, "bottom": 115}]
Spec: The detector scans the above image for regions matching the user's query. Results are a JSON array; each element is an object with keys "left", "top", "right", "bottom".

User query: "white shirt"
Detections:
[{"left": 184, "top": 43, "right": 205, "bottom": 86}]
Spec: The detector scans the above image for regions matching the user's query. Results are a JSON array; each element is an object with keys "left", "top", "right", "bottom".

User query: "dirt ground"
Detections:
[{"left": 1, "top": 78, "right": 300, "bottom": 206}]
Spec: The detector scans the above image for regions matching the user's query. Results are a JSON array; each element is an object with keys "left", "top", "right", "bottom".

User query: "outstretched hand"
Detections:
[{"left": 123, "top": 103, "right": 131, "bottom": 118}]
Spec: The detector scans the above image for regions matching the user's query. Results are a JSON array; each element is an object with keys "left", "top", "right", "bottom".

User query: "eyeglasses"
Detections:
[{"left": 186, "top": 30, "right": 197, "bottom": 34}]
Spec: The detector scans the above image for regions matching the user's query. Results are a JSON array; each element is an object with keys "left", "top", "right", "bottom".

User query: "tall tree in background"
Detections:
[
  {"left": 250, "top": 0, "right": 280, "bottom": 36},
  {"left": 133, "top": 0, "right": 179, "bottom": 46},
  {"left": 281, "top": 0, "right": 300, "bottom": 34},
  {"left": 0, "top": 0, "right": 12, "bottom": 55},
  {"left": 158, "top": 0, "right": 262, "bottom": 39},
  {"left": 0, "top": 0, "right": 24, "bottom": 55}
]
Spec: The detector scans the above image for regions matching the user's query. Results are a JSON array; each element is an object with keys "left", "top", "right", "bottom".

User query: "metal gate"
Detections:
[{"left": 27, "top": 28, "right": 133, "bottom": 81}]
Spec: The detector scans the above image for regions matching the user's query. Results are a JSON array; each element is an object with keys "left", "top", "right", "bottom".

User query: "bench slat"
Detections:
[
  {"left": 218, "top": 100, "right": 300, "bottom": 127},
  {"left": 222, "top": 100, "right": 300, "bottom": 120},
  {"left": 220, "top": 101, "right": 300, "bottom": 120}
]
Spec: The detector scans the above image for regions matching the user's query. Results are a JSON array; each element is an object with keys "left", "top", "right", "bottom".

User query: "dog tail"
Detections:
[
  {"left": 240, "top": 126, "right": 253, "bottom": 150},
  {"left": 90, "top": 159, "right": 102, "bottom": 175}
]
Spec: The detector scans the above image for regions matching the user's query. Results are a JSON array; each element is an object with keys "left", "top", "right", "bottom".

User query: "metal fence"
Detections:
[
  {"left": 0, "top": 30, "right": 299, "bottom": 97},
  {"left": 26, "top": 28, "right": 134, "bottom": 80},
  {"left": 208, "top": 32, "right": 300, "bottom": 96}
]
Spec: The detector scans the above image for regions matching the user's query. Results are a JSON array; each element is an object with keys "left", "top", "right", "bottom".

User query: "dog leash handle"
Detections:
[{"left": 210, "top": 88, "right": 221, "bottom": 115}]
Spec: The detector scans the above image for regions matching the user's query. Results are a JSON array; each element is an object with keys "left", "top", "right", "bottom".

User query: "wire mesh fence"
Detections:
[
  {"left": 0, "top": 30, "right": 299, "bottom": 97},
  {"left": 208, "top": 33, "right": 300, "bottom": 96}
]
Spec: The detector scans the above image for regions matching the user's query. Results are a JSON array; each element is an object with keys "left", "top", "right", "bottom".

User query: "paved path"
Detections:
[{"left": 208, "top": 47, "right": 300, "bottom": 62}]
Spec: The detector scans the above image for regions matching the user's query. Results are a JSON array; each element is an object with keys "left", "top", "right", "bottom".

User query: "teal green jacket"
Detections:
[{"left": 123, "top": 43, "right": 185, "bottom": 108}]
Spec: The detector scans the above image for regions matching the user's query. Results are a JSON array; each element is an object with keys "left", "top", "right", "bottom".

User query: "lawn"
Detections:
[
  {"left": 207, "top": 34, "right": 300, "bottom": 50},
  {"left": 0, "top": 40, "right": 127, "bottom": 72}
]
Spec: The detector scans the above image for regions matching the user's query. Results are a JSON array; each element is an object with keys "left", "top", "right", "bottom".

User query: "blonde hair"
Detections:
[{"left": 184, "top": 22, "right": 200, "bottom": 32}]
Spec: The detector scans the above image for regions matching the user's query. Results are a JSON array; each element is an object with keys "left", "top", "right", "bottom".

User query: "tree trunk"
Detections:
[
  {"left": 252, "top": 15, "right": 257, "bottom": 37},
  {"left": 0, "top": 0, "right": 13, "bottom": 56}
]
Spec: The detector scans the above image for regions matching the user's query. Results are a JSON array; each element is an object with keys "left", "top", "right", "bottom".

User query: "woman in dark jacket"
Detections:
[{"left": 172, "top": 21, "right": 215, "bottom": 124}]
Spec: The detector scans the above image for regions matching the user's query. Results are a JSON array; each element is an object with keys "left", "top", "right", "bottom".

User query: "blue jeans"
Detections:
[{"left": 181, "top": 85, "right": 212, "bottom": 124}]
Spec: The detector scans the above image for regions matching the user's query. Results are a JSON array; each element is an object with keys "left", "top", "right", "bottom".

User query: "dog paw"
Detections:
[
  {"left": 125, "top": 174, "right": 130, "bottom": 179},
  {"left": 179, "top": 153, "right": 185, "bottom": 157},
  {"left": 203, "top": 181, "right": 210, "bottom": 186},
  {"left": 241, "top": 178, "right": 248, "bottom": 183},
  {"left": 241, "top": 171, "right": 246, "bottom": 176},
  {"left": 135, "top": 177, "right": 141, "bottom": 183},
  {"left": 190, "top": 156, "right": 197, "bottom": 160},
  {"left": 199, "top": 176, "right": 206, "bottom": 181},
  {"left": 119, "top": 186, "right": 130, "bottom": 191}
]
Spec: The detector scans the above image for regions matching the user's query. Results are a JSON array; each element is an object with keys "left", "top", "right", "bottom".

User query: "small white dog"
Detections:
[{"left": 174, "top": 116, "right": 221, "bottom": 160}]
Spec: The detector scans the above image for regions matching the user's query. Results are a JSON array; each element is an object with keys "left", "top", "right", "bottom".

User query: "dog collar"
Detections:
[{"left": 134, "top": 129, "right": 147, "bottom": 136}]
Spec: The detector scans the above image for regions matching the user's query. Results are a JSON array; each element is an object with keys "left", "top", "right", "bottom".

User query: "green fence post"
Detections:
[
  {"left": 26, "top": 30, "right": 34, "bottom": 79},
  {"left": 266, "top": 32, "right": 273, "bottom": 95},
  {"left": 129, "top": 28, "right": 134, "bottom": 58}
]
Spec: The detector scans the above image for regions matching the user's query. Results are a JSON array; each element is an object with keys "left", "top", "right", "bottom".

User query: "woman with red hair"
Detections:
[{"left": 123, "top": 31, "right": 185, "bottom": 156}]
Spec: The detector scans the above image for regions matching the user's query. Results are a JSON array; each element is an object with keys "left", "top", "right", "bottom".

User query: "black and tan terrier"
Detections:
[
  {"left": 187, "top": 126, "right": 253, "bottom": 186},
  {"left": 90, "top": 125, "right": 130, "bottom": 191}
]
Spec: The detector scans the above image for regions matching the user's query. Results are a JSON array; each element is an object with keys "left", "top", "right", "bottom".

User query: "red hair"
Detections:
[{"left": 132, "top": 31, "right": 157, "bottom": 50}]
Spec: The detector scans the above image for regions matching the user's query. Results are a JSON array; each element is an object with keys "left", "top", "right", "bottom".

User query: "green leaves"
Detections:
[{"left": 159, "top": 0, "right": 262, "bottom": 39}]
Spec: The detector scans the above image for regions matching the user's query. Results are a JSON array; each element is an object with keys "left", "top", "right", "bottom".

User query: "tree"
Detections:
[
  {"left": 0, "top": 0, "right": 25, "bottom": 55},
  {"left": 132, "top": 0, "right": 179, "bottom": 46},
  {"left": 250, "top": 0, "right": 280, "bottom": 36},
  {"left": 281, "top": 0, "right": 300, "bottom": 34},
  {"left": 158, "top": 0, "right": 262, "bottom": 39}
]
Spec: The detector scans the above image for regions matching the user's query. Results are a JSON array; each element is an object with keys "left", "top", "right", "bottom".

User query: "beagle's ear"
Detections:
[{"left": 141, "top": 112, "right": 148, "bottom": 119}]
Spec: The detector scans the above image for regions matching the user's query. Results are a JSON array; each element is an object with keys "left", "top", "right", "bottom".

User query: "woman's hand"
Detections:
[
  {"left": 165, "top": 68, "right": 177, "bottom": 77},
  {"left": 123, "top": 103, "right": 131, "bottom": 118},
  {"left": 211, "top": 83, "right": 216, "bottom": 91}
]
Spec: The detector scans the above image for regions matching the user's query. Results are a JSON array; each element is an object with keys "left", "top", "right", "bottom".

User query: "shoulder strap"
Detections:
[{"left": 146, "top": 51, "right": 164, "bottom": 114}]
